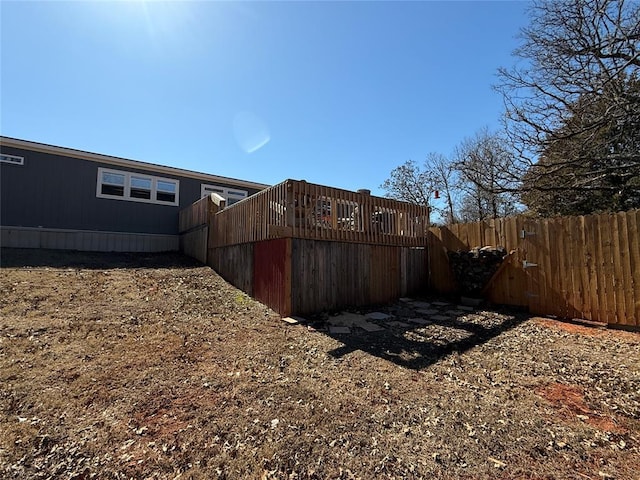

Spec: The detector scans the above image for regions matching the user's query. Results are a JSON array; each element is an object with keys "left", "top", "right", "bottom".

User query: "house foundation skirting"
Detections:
[{"left": 1, "top": 226, "right": 179, "bottom": 252}]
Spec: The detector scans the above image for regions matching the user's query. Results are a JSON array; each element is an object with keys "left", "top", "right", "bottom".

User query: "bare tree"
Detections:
[
  {"left": 495, "top": 0, "right": 640, "bottom": 214},
  {"left": 381, "top": 160, "right": 435, "bottom": 208},
  {"left": 427, "top": 152, "right": 460, "bottom": 224},
  {"left": 520, "top": 75, "right": 640, "bottom": 214},
  {"left": 381, "top": 155, "right": 461, "bottom": 224},
  {"left": 454, "top": 129, "right": 521, "bottom": 221}
]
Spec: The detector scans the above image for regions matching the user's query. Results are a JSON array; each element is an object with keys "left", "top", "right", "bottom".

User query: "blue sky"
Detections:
[{"left": 1, "top": 1, "right": 529, "bottom": 195}]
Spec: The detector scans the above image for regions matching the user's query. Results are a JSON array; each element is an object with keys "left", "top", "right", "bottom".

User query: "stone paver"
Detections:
[
  {"left": 329, "top": 326, "right": 351, "bottom": 334},
  {"left": 408, "top": 317, "right": 432, "bottom": 325},
  {"left": 432, "top": 301, "right": 450, "bottom": 307},
  {"left": 359, "top": 322, "right": 386, "bottom": 332},
  {"left": 388, "top": 321, "right": 410, "bottom": 328},
  {"left": 416, "top": 309, "right": 439, "bottom": 316},
  {"left": 456, "top": 305, "right": 475, "bottom": 312},
  {"left": 460, "top": 296, "right": 483, "bottom": 307},
  {"left": 328, "top": 313, "right": 368, "bottom": 327},
  {"left": 430, "top": 315, "right": 451, "bottom": 322},
  {"left": 365, "top": 312, "right": 393, "bottom": 321},
  {"left": 282, "top": 316, "right": 303, "bottom": 324},
  {"left": 410, "top": 301, "right": 432, "bottom": 309}
]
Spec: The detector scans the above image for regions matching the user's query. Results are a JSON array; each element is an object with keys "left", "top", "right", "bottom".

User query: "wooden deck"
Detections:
[{"left": 179, "top": 180, "right": 430, "bottom": 315}]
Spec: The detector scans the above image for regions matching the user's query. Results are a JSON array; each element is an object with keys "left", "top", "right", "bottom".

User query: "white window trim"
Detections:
[
  {"left": 201, "top": 183, "right": 248, "bottom": 205},
  {"left": 97, "top": 167, "right": 180, "bottom": 206},
  {"left": 1, "top": 153, "right": 25, "bottom": 165}
]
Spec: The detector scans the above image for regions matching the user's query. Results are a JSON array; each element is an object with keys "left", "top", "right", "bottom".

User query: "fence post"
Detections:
[
  {"left": 208, "top": 193, "right": 226, "bottom": 248},
  {"left": 285, "top": 180, "right": 295, "bottom": 234}
]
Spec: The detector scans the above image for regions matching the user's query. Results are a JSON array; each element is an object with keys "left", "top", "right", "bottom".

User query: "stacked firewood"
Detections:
[{"left": 447, "top": 246, "right": 507, "bottom": 295}]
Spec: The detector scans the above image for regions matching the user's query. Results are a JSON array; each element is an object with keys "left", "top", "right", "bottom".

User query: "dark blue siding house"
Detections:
[{"left": 0, "top": 137, "right": 268, "bottom": 252}]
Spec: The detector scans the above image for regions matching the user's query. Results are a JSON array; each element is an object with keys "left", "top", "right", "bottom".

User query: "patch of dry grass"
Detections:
[{"left": 1, "top": 249, "right": 639, "bottom": 479}]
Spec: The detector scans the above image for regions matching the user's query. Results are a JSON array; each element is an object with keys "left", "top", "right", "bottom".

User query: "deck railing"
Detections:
[{"left": 210, "top": 179, "right": 430, "bottom": 247}]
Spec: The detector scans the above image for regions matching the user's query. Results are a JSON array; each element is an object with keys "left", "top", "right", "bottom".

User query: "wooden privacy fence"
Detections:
[
  {"left": 428, "top": 210, "right": 640, "bottom": 328},
  {"left": 180, "top": 180, "right": 430, "bottom": 315},
  {"left": 178, "top": 193, "right": 226, "bottom": 264}
]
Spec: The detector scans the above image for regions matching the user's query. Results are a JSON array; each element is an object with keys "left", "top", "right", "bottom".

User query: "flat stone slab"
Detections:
[
  {"left": 388, "top": 321, "right": 410, "bottom": 328},
  {"left": 410, "top": 301, "right": 432, "bottom": 309},
  {"left": 408, "top": 317, "right": 432, "bottom": 325},
  {"left": 460, "top": 296, "right": 483, "bottom": 307},
  {"left": 456, "top": 305, "right": 475, "bottom": 311},
  {"left": 328, "top": 313, "right": 367, "bottom": 327},
  {"left": 432, "top": 301, "right": 450, "bottom": 307},
  {"left": 282, "top": 316, "right": 304, "bottom": 324},
  {"left": 445, "top": 310, "right": 468, "bottom": 316},
  {"left": 399, "top": 297, "right": 414, "bottom": 303},
  {"left": 329, "top": 326, "right": 351, "bottom": 334},
  {"left": 358, "top": 322, "right": 386, "bottom": 332},
  {"left": 365, "top": 312, "right": 392, "bottom": 321},
  {"left": 430, "top": 315, "right": 450, "bottom": 322},
  {"left": 416, "top": 309, "right": 439, "bottom": 316}
]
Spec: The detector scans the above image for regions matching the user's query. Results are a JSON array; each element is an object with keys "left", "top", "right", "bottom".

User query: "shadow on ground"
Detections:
[
  {"left": 323, "top": 307, "right": 530, "bottom": 370},
  {"left": 0, "top": 248, "right": 203, "bottom": 270}
]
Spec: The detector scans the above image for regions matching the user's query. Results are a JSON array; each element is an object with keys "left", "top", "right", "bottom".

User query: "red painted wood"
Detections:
[{"left": 253, "top": 238, "right": 289, "bottom": 315}]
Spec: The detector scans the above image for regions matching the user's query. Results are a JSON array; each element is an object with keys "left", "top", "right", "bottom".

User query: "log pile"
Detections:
[{"left": 447, "top": 246, "right": 507, "bottom": 295}]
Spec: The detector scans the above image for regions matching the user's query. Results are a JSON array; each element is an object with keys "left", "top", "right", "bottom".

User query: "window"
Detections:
[
  {"left": 0, "top": 153, "right": 25, "bottom": 165},
  {"left": 157, "top": 180, "right": 177, "bottom": 203},
  {"left": 101, "top": 171, "right": 125, "bottom": 197},
  {"left": 97, "top": 167, "right": 179, "bottom": 206},
  {"left": 201, "top": 184, "right": 248, "bottom": 206},
  {"left": 130, "top": 176, "right": 152, "bottom": 199}
]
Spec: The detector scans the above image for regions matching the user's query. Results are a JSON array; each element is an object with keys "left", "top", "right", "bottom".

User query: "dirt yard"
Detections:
[{"left": 1, "top": 248, "right": 638, "bottom": 479}]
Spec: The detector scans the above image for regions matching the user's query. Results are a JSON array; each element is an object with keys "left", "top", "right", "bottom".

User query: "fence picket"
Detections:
[
  {"left": 626, "top": 211, "right": 640, "bottom": 325},
  {"left": 611, "top": 213, "right": 626, "bottom": 325}
]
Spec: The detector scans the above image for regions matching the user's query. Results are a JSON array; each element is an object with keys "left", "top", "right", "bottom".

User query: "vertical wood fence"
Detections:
[
  {"left": 428, "top": 210, "right": 640, "bottom": 328},
  {"left": 288, "top": 241, "right": 426, "bottom": 314},
  {"left": 178, "top": 193, "right": 225, "bottom": 264}
]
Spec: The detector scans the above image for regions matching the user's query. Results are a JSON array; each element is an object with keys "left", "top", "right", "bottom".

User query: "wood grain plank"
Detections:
[
  {"left": 610, "top": 212, "right": 626, "bottom": 325},
  {"left": 597, "top": 213, "right": 613, "bottom": 324},
  {"left": 617, "top": 212, "right": 634, "bottom": 326},
  {"left": 584, "top": 214, "right": 601, "bottom": 322},
  {"left": 568, "top": 216, "right": 583, "bottom": 318},
  {"left": 625, "top": 211, "right": 640, "bottom": 326}
]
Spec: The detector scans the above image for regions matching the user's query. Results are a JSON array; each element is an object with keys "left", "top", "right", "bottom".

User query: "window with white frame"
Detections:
[
  {"left": 97, "top": 167, "right": 179, "bottom": 206},
  {"left": 0, "top": 153, "right": 25, "bottom": 165},
  {"left": 201, "top": 184, "right": 248, "bottom": 206}
]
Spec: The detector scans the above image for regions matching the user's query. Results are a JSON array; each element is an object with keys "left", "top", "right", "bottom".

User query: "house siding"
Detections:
[{"left": 0, "top": 143, "right": 264, "bottom": 249}]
